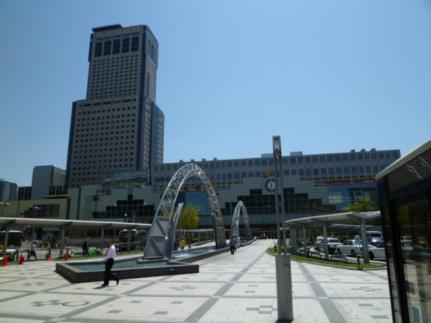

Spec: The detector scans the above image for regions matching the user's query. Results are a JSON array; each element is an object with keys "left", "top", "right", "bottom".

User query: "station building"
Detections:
[
  {"left": 53, "top": 147, "right": 399, "bottom": 235},
  {"left": 3, "top": 147, "right": 399, "bottom": 235}
]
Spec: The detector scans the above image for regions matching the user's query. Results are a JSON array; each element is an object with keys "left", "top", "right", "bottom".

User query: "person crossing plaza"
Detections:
[{"left": 100, "top": 240, "right": 120, "bottom": 287}]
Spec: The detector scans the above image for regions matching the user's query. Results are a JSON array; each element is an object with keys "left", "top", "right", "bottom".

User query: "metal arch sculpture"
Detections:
[
  {"left": 144, "top": 163, "right": 227, "bottom": 259},
  {"left": 230, "top": 201, "right": 251, "bottom": 248}
]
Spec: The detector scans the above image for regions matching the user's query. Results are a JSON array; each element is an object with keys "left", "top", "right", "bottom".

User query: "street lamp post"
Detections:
[
  {"left": 272, "top": 136, "right": 286, "bottom": 254},
  {"left": 273, "top": 135, "right": 293, "bottom": 322},
  {"left": 124, "top": 213, "right": 128, "bottom": 223}
]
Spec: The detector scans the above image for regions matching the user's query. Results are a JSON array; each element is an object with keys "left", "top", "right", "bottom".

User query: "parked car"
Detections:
[
  {"left": 315, "top": 237, "right": 342, "bottom": 254},
  {"left": 336, "top": 239, "right": 386, "bottom": 260},
  {"left": 354, "top": 231, "right": 384, "bottom": 246}
]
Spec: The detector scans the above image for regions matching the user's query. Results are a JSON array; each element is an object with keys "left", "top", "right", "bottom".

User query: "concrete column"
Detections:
[
  {"left": 289, "top": 226, "right": 295, "bottom": 250},
  {"left": 275, "top": 254, "right": 294, "bottom": 322},
  {"left": 302, "top": 225, "right": 307, "bottom": 245},
  {"left": 3, "top": 228, "right": 9, "bottom": 253},
  {"left": 100, "top": 228, "right": 105, "bottom": 249},
  {"left": 31, "top": 227, "right": 35, "bottom": 253},
  {"left": 361, "top": 219, "right": 370, "bottom": 263},
  {"left": 323, "top": 222, "right": 328, "bottom": 259},
  {"left": 60, "top": 227, "right": 65, "bottom": 257},
  {"left": 127, "top": 228, "right": 131, "bottom": 251}
]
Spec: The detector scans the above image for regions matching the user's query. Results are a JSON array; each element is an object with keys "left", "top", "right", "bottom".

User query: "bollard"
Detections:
[
  {"left": 357, "top": 256, "right": 362, "bottom": 270},
  {"left": 275, "top": 254, "right": 294, "bottom": 322}
]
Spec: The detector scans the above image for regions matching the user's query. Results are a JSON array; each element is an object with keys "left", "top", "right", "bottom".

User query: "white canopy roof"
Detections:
[
  {"left": 0, "top": 217, "right": 151, "bottom": 230},
  {"left": 285, "top": 211, "right": 381, "bottom": 227}
]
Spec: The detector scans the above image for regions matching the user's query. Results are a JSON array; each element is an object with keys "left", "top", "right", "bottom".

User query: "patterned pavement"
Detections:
[{"left": 0, "top": 240, "right": 392, "bottom": 323}]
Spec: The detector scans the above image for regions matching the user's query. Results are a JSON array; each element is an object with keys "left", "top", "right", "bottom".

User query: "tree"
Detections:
[
  {"left": 342, "top": 200, "right": 377, "bottom": 212},
  {"left": 178, "top": 204, "right": 200, "bottom": 230}
]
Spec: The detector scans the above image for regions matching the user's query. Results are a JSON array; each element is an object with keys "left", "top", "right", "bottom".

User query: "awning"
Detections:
[
  {"left": 284, "top": 211, "right": 381, "bottom": 227},
  {"left": 0, "top": 217, "right": 151, "bottom": 230}
]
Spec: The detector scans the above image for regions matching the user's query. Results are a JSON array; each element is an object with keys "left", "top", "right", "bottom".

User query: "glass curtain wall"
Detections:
[{"left": 377, "top": 142, "right": 431, "bottom": 323}]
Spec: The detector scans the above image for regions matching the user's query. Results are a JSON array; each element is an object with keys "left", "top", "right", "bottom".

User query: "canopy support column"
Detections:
[
  {"left": 361, "top": 219, "right": 370, "bottom": 264},
  {"left": 100, "top": 228, "right": 105, "bottom": 250},
  {"left": 127, "top": 228, "right": 132, "bottom": 251},
  {"left": 323, "top": 222, "right": 328, "bottom": 259},
  {"left": 302, "top": 225, "right": 307, "bottom": 245},
  {"left": 60, "top": 227, "right": 65, "bottom": 257},
  {"left": 3, "top": 228, "right": 9, "bottom": 254}
]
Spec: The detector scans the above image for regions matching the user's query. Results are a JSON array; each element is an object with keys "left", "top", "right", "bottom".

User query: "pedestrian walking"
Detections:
[
  {"left": 82, "top": 240, "right": 88, "bottom": 256},
  {"left": 101, "top": 240, "right": 119, "bottom": 287},
  {"left": 230, "top": 241, "right": 235, "bottom": 255}
]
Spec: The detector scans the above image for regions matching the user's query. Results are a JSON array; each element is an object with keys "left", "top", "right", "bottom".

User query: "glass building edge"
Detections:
[{"left": 377, "top": 141, "right": 431, "bottom": 323}]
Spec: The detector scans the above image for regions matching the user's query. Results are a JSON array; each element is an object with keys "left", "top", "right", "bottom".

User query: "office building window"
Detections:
[
  {"left": 122, "top": 38, "right": 130, "bottom": 53},
  {"left": 95, "top": 42, "right": 103, "bottom": 57},
  {"left": 103, "top": 40, "right": 112, "bottom": 56},
  {"left": 113, "top": 39, "right": 121, "bottom": 54},
  {"left": 131, "top": 37, "right": 139, "bottom": 51}
]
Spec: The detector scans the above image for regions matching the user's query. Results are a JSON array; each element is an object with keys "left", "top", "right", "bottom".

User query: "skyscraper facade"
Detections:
[{"left": 66, "top": 24, "right": 164, "bottom": 187}]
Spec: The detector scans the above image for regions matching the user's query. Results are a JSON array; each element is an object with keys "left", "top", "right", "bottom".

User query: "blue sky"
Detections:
[{"left": 1, "top": 0, "right": 430, "bottom": 186}]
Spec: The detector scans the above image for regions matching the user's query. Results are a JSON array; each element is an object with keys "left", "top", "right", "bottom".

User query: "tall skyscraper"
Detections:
[{"left": 66, "top": 24, "right": 164, "bottom": 187}]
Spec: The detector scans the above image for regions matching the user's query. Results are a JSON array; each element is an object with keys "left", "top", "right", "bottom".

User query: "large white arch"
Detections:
[
  {"left": 230, "top": 200, "right": 251, "bottom": 247},
  {"left": 144, "top": 163, "right": 226, "bottom": 259}
]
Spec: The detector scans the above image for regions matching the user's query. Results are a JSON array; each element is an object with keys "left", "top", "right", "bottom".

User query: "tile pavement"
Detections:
[{"left": 0, "top": 240, "right": 392, "bottom": 323}]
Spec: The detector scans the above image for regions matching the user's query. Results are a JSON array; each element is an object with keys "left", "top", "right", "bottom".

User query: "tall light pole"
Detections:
[
  {"left": 273, "top": 135, "right": 293, "bottom": 322},
  {"left": 124, "top": 213, "right": 128, "bottom": 223},
  {"left": 273, "top": 136, "right": 286, "bottom": 254}
]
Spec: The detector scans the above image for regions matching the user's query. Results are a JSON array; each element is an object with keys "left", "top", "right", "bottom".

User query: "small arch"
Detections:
[
  {"left": 230, "top": 200, "right": 251, "bottom": 248},
  {"left": 144, "top": 163, "right": 226, "bottom": 259}
]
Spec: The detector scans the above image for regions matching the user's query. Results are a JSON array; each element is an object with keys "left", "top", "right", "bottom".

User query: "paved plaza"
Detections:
[{"left": 0, "top": 240, "right": 392, "bottom": 323}]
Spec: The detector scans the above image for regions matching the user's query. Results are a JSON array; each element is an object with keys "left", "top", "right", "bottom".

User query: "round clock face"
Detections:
[{"left": 265, "top": 178, "right": 276, "bottom": 192}]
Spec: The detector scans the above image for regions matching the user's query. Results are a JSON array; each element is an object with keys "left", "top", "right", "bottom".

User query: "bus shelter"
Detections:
[
  {"left": 284, "top": 211, "right": 381, "bottom": 263},
  {"left": 0, "top": 217, "right": 150, "bottom": 257}
]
